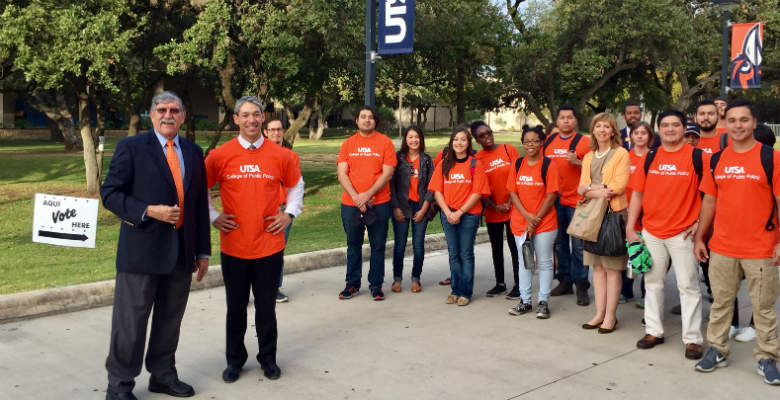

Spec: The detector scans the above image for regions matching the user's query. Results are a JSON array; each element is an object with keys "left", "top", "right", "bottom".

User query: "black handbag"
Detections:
[{"left": 583, "top": 208, "right": 627, "bottom": 257}]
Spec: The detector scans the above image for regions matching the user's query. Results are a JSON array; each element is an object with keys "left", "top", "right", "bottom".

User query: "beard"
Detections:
[{"left": 699, "top": 120, "right": 717, "bottom": 131}]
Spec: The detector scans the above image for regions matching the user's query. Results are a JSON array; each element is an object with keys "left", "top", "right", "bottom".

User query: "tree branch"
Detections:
[
  {"left": 576, "top": 61, "right": 640, "bottom": 115},
  {"left": 503, "top": 91, "right": 549, "bottom": 126}
]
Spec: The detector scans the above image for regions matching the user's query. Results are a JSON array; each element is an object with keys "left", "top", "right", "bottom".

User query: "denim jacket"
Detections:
[{"left": 390, "top": 151, "right": 435, "bottom": 219}]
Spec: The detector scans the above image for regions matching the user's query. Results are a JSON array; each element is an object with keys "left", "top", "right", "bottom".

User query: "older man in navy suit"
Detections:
[{"left": 101, "top": 91, "right": 211, "bottom": 400}]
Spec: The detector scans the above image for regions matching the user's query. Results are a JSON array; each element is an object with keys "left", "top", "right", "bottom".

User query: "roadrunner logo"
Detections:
[{"left": 731, "top": 22, "right": 763, "bottom": 90}]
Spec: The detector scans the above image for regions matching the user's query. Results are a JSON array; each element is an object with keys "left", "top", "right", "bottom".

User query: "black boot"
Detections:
[
  {"left": 550, "top": 280, "right": 574, "bottom": 296},
  {"left": 575, "top": 280, "right": 590, "bottom": 306}
]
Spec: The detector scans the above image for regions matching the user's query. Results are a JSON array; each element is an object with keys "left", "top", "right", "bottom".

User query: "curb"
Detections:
[{"left": 0, "top": 228, "right": 489, "bottom": 324}]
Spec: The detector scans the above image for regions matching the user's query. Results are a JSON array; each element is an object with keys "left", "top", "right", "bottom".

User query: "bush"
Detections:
[
  {"left": 14, "top": 119, "right": 31, "bottom": 129},
  {"left": 465, "top": 110, "right": 483, "bottom": 121},
  {"left": 495, "top": 117, "right": 507, "bottom": 128},
  {"left": 376, "top": 107, "right": 397, "bottom": 131},
  {"left": 104, "top": 120, "right": 116, "bottom": 129},
  {"left": 194, "top": 118, "right": 216, "bottom": 131}
]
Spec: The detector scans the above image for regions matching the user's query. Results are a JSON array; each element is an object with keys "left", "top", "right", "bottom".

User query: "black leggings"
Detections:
[{"left": 486, "top": 221, "right": 520, "bottom": 287}]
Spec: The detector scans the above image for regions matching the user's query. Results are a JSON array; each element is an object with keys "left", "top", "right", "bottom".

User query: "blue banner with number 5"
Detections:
[{"left": 378, "top": 0, "right": 414, "bottom": 55}]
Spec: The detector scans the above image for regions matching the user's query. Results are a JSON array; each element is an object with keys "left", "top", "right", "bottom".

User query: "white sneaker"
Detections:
[
  {"left": 729, "top": 326, "right": 739, "bottom": 339},
  {"left": 735, "top": 327, "right": 756, "bottom": 343}
]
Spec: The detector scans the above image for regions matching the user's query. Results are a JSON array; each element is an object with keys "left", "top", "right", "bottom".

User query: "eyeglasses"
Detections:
[
  {"left": 156, "top": 107, "right": 182, "bottom": 116},
  {"left": 522, "top": 139, "right": 542, "bottom": 145},
  {"left": 266, "top": 128, "right": 284, "bottom": 133}
]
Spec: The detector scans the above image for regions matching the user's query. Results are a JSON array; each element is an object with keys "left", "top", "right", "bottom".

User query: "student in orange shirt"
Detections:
[
  {"left": 577, "top": 113, "right": 631, "bottom": 334},
  {"left": 625, "top": 109, "right": 708, "bottom": 360},
  {"left": 505, "top": 125, "right": 559, "bottom": 318},
  {"left": 473, "top": 120, "right": 522, "bottom": 299},
  {"left": 622, "top": 121, "right": 653, "bottom": 308},
  {"left": 207, "top": 96, "right": 304, "bottom": 383},
  {"left": 714, "top": 97, "right": 727, "bottom": 132},
  {"left": 693, "top": 100, "right": 780, "bottom": 384},
  {"left": 429, "top": 126, "right": 491, "bottom": 306},
  {"left": 263, "top": 117, "right": 301, "bottom": 303},
  {"left": 696, "top": 99, "right": 729, "bottom": 155},
  {"left": 544, "top": 105, "right": 592, "bottom": 306},
  {"left": 337, "top": 106, "right": 397, "bottom": 301}
]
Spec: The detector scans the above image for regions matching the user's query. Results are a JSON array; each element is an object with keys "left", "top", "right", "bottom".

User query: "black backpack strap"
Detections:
[
  {"left": 515, "top": 156, "right": 524, "bottom": 173},
  {"left": 441, "top": 147, "right": 449, "bottom": 160},
  {"left": 760, "top": 144, "right": 776, "bottom": 231},
  {"left": 692, "top": 148, "right": 703, "bottom": 184},
  {"left": 710, "top": 151, "right": 722, "bottom": 174},
  {"left": 719, "top": 133, "right": 729, "bottom": 151},
  {"left": 469, "top": 157, "right": 477, "bottom": 178},
  {"left": 643, "top": 149, "right": 657, "bottom": 177},
  {"left": 541, "top": 157, "right": 551, "bottom": 187},
  {"left": 569, "top": 133, "right": 583, "bottom": 153},
  {"left": 543, "top": 133, "right": 558, "bottom": 151}
]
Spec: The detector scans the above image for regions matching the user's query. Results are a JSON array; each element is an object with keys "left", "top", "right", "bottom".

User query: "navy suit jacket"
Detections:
[
  {"left": 620, "top": 127, "right": 662, "bottom": 150},
  {"left": 101, "top": 129, "right": 211, "bottom": 274}
]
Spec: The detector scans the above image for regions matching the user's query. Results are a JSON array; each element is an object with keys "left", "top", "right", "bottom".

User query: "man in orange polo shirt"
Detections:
[
  {"left": 694, "top": 100, "right": 780, "bottom": 384},
  {"left": 337, "top": 106, "right": 397, "bottom": 300},
  {"left": 206, "top": 96, "right": 304, "bottom": 383},
  {"left": 544, "top": 105, "right": 592, "bottom": 306}
]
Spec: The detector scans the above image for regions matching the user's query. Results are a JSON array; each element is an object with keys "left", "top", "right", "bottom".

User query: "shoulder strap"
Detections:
[
  {"left": 543, "top": 133, "right": 558, "bottom": 151},
  {"left": 469, "top": 157, "right": 477, "bottom": 178},
  {"left": 760, "top": 144, "right": 776, "bottom": 231},
  {"left": 515, "top": 156, "right": 524, "bottom": 173},
  {"left": 503, "top": 144, "right": 510, "bottom": 159},
  {"left": 541, "top": 157, "right": 551, "bottom": 187},
  {"left": 441, "top": 147, "right": 449, "bottom": 159},
  {"left": 569, "top": 133, "right": 583, "bottom": 153},
  {"left": 710, "top": 151, "right": 723, "bottom": 174},
  {"left": 644, "top": 149, "right": 658, "bottom": 178},
  {"left": 720, "top": 133, "right": 729, "bottom": 151},
  {"left": 692, "top": 148, "right": 703, "bottom": 183}
]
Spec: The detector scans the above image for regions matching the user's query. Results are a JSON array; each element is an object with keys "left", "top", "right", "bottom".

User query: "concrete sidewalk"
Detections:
[{"left": 1, "top": 242, "right": 777, "bottom": 399}]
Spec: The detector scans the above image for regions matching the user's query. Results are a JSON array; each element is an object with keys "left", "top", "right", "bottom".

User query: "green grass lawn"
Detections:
[{"left": 1, "top": 131, "right": 530, "bottom": 295}]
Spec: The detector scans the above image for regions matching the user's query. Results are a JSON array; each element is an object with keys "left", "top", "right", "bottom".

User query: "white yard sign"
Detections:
[{"left": 32, "top": 193, "right": 99, "bottom": 248}]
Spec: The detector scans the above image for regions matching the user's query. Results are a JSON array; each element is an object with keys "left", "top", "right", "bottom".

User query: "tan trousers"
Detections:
[
  {"left": 642, "top": 230, "right": 703, "bottom": 344},
  {"left": 707, "top": 252, "right": 780, "bottom": 362}
]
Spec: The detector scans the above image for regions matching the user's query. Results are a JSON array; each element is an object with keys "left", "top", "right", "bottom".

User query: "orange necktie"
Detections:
[{"left": 166, "top": 140, "right": 185, "bottom": 229}]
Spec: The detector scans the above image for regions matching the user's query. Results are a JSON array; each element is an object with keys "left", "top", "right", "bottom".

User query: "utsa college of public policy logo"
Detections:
[
  {"left": 731, "top": 22, "right": 763, "bottom": 90},
  {"left": 447, "top": 173, "right": 469, "bottom": 183},
  {"left": 350, "top": 147, "right": 379, "bottom": 157},
  {"left": 226, "top": 164, "right": 275, "bottom": 180}
]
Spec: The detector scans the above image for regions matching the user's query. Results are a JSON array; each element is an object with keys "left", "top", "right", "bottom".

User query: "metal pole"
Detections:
[
  {"left": 365, "top": 0, "right": 377, "bottom": 107},
  {"left": 721, "top": 10, "right": 730, "bottom": 98},
  {"left": 398, "top": 82, "right": 403, "bottom": 138}
]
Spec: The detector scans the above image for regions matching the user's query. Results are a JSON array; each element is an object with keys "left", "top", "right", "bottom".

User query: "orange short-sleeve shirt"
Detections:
[
  {"left": 206, "top": 138, "right": 302, "bottom": 259},
  {"left": 428, "top": 156, "right": 491, "bottom": 215},
  {"left": 278, "top": 148, "right": 301, "bottom": 206},
  {"left": 700, "top": 143, "right": 780, "bottom": 259},
  {"left": 337, "top": 131, "right": 397, "bottom": 206},
  {"left": 626, "top": 148, "right": 645, "bottom": 232},
  {"left": 506, "top": 158, "right": 560, "bottom": 236},
  {"left": 476, "top": 144, "right": 521, "bottom": 223},
  {"left": 543, "top": 133, "right": 591, "bottom": 207}
]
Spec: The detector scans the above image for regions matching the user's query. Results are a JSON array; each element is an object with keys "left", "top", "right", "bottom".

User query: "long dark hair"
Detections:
[
  {"left": 400, "top": 125, "right": 426, "bottom": 155},
  {"left": 442, "top": 125, "right": 473, "bottom": 176}
]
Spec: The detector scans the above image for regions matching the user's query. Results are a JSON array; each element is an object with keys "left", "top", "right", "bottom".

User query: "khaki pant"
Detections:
[
  {"left": 707, "top": 252, "right": 780, "bottom": 362},
  {"left": 642, "top": 230, "right": 703, "bottom": 344}
]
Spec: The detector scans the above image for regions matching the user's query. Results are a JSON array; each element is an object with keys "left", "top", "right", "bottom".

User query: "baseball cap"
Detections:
[{"left": 685, "top": 123, "right": 701, "bottom": 137}]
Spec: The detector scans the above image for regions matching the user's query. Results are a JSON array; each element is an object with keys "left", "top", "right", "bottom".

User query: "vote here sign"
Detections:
[
  {"left": 378, "top": 0, "right": 414, "bottom": 55},
  {"left": 32, "top": 194, "right": 99, "bottom": 248}
]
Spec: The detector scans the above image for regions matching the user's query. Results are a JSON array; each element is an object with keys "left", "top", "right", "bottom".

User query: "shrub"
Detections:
[
  {"left": 194, "top": 118, "right": 216, "bottom": 131},
  {"left": 14, "top": 119, "right": 31, "bottom": 129}
]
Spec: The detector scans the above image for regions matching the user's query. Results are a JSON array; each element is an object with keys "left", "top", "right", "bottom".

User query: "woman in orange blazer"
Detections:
[{"left": 576, "top": 113, "right": 631, "bottom": 334}]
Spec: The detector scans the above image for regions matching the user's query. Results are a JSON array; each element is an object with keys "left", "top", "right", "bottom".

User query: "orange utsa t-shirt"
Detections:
[
  {"left": 407, "top": 155, "right": 420, "bottom": 202},
  {"left": 428, "top": 156, "right": 491, "bottom": 215},
  {"left": 337, "top": 131, "right": 397, "bottom": 206},
  {"left": 700, "top": 143, "right": 780, "bottom": 259},
  {"left": 278, "top": 148, "right": 301, "bottom": 206},
  {"left": 543, "top": 133, "right": 591, "bottom": 207},
  {"left": 626, "top": 148, "right": 645, "bottom": 232},
  {"left": 506, "top": 158, "right": 560, "bottom": 236},
  {"left": 206, "top": 138, "right": 302, "bottom": 259},
  {"left": 697, "top": 134, "right": 730, "bottom": 155},
  {"left": 476, "top": 144, "right": 521, "bottom": 223},
  {"left": 628, "top": 144, "right": 710, "bottom": 239}
]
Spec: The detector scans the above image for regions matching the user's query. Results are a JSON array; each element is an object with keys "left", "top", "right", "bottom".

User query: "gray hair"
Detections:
[
  {"left": 234, "top": 96, "right": 264, "bottom": 114},
  {"left": 151, "top": 91, "right": 186, "bottom": 114}
]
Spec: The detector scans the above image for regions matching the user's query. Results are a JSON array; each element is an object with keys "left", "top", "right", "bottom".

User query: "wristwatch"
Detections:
[{"left": 287, "top": 213, "right": 295, "bottom": 219}]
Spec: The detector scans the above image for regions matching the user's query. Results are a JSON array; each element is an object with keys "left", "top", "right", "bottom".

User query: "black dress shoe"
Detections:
[
  {"left": 222, "top": 364, "right": 242, "bottom": 383},
  {"left": 261, "top": 362, "right": 281, "bottom": 379},
  {"left": 106, "top": 391, "right": 138, "bottom": 400},
  {"left": 148, "top": 377, "right": 195, "bottom": 398}
]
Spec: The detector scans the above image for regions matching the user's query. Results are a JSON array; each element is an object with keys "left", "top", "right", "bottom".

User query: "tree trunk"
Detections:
[
  {"left": 456, "top": 64, "right": 466, "bottom": 124},
  {"left": 310, "top": 97, "right": 340, "bottom": 140},
  {"left": 205, "top": 108, "right": 233, "bottom": 157},
  {"left": 416, "top": 106, "right": 423, "bottom": 126},
  {"left": 545, "top": 87, "right": 557, "bottom": 123},
  {"left": 448, "top": 107, "right": 454, "bottom": 128},
  {"left": 94, "top": 99, "right": 106, "bottom": 185},
  {"left": 31, "top": 89, "right": 81, "bottom": 150},
  {"left": 180, "top": 85, "right": 196, "bottom": 142},
  {"left": 126, "top": 108, "right": 140, "bottom": 136},
  {"left": 283, "top": 95, "right": 315, "bottom": 149},
  {"left": 47, "top": 115, "right": 64, "bottom": 143},
  {"left": 421, "top": 104, "right": 431, "bottom": 128},
  {"left": 77, "top": 88, "right": 100, "bottom": 197}
]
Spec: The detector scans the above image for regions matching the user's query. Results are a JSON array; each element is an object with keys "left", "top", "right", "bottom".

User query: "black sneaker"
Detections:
[
  {"left": 641, "top": 318, "right": 646, "bottom": 327},
  {"left": 508, "top": 301, "right": 532, "bottom": 316},
  {"left": 371, "top": 288, "right": 385, "bottom": 301},
  {"left": 536, "top": 301, "right": 550, "bottom": 319},
  {"left": 486, "top": 283, "right": 507, "bottom": 297},
  {"left": 550, "top": 281, "right": 574, "bottom": 296},
  {"left": 276, "top": 289, "right": 289, "bottom": 303},
  {"left": 505, "top": 286, "right": 521, "bottom": 300},
  {"left": 671, "top": 304, "right": 682, "bottom": 315},
  {"left": 339, "top": 284, "right": 360, "bottom": 299}
]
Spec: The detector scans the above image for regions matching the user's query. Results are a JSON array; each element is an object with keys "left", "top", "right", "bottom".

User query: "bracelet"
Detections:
[{"left": 587, "top": 184, "right": 592, "bottom": 192}]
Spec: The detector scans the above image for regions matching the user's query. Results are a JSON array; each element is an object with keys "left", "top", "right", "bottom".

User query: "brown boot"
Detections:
[{"left": 685, "top": 343, "right": 703, "bottom": 360}]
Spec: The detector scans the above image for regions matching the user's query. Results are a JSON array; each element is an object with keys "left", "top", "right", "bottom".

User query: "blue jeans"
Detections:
[
  {"left": 341, "top": 202, "right": 392, "bottom": 290},
  {"left": 515, "top": 230, "right": 557, "bottom": 303},
  {"left": 392, "top": 200, "right": 428, "bottom": 281},
  {"left": 279, "top": 219, "right": 292, "bottom": 288},
  {"left": 441, "top": 212, "right": 480, "bottom": 299},
  {"left": 554, "top": 197, "right": 588, "bottom": 284}
]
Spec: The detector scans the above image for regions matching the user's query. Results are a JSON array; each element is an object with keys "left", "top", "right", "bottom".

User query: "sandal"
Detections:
[
  {"left": 391, "top": 281, "right": 402, "bottom": 292},
  {"left": 439, "top": 277, "right": 451, "bottom": 286},
  {"left": 411, "top": 281, "right": 422, "bottom": 293}
]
